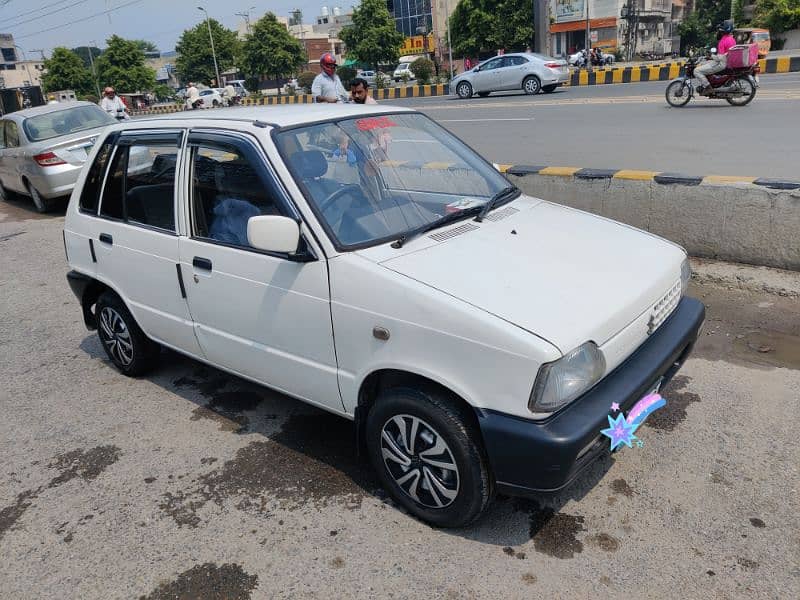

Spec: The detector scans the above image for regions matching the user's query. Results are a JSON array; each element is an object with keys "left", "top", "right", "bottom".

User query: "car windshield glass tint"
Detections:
[
  {"left": 276, "top": 113, "right": 510, "bottom": 249},
  {"left": 23, "top": 105, "right": 115, "bottom": 142}
]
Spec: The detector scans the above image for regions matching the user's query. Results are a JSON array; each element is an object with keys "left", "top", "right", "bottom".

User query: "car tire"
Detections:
[
  {"left": 95, "top": 291, "right": 160, "bottom": 376},
  {"left": 212, "top": 99, "right": 219, "bottom": 107},
  {"left": 523, "top": 75, "right": 542, "bottom": 95},
  {"left": 366, "top": 386, "right": 494, "bottom": 528},
  {"left": 542, "top": 84, "right": 557, "bottom": 93},
  {"left": 0, "top": 180, "right": 9, "bottom": 202},
  {"left": 26, "top": 181, "right": 52, "bottom": 213},
  {"left": 456, "top": 81, "right": 473, "bottom": 99}
]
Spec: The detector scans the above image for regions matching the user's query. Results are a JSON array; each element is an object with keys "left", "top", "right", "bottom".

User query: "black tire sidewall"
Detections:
[
  {"left": 366, "top": 387, "right": 492, "bottom": 528},
  {"left": 27, "top": 182, "right": 49, "bottom": 213},
  {"left": 95, "top": 292, "right": 158, "bottom": 376}
]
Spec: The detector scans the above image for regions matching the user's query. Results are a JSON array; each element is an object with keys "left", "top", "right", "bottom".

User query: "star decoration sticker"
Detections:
[
  {"left": 610, "top": 402, "right": 620, "bottom": 412},
  {"left": 636, "top": 439, "right": 644, "bottom": 448},
  {"left": 600, "top": 413, "right": 640, "bottom": 451}
]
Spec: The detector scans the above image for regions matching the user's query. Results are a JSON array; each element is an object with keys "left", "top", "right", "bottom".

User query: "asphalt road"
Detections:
[
  {"left": 390, "top": 72, "right": 800, "bottom": 179},
  {"left": 1, "top": 199, "right": 799, "bottom": 599}
]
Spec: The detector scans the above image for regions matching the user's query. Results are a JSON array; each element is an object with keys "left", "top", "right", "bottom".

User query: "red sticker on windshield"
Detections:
[{"left": 356, "top": 116, "right": 398, "bottom": 131}]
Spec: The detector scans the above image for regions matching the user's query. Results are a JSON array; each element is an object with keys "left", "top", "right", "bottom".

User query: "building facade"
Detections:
[{"left": 549, "top": 0, "right": 680, "bottom": 59}]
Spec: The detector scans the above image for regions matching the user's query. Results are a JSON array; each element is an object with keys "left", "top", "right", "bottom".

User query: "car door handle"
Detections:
[
  {"left": 192, "top": 257, "right": 212, "bottom": 271},
  {"left": 99, "top": 233, "right": 113, "bottom": 245}
]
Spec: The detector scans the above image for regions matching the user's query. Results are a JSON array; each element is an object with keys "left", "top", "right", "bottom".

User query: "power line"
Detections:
[
  {"left": 1, "top": 0, "right": 92, "bottom": 29},
  {"left": 15, "top": 0, "right": 148, "bottom": 41},
  {"left": 0, "top": 0, "right": 72, "bottom": 25}
]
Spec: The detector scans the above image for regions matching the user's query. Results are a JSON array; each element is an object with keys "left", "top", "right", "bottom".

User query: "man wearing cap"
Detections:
[
  {"left": 312, "top": 52, "right": 348, "bottom": 103},
  {"left": 99, "top": 87, "right": 130, "bottom": 120}
]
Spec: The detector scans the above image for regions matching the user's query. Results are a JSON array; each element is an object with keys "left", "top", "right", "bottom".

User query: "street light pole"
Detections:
[
  {"left": 585, "top": 0, "right": 592, "bottom": 71},
  {"left": 447, "top": 0, "right": 453, "bottom": 80},
  {"left": 197, "top": 6, "right": 221, "bottom": 87}
]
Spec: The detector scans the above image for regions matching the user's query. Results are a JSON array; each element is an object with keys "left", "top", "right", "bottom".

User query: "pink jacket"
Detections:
[{"left": 718, "top": 34, "right": 736, "bottom": 55}]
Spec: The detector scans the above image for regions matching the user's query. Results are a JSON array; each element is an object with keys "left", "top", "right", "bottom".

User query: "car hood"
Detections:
[{"left": 359, "top": 198, "right": 685, "bottom": 354}]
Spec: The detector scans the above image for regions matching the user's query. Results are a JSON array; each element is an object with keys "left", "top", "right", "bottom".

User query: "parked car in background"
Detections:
[
  {"left": 451, "top": 52, "right": 570, "bottom": 98},
  {"left": 358, "top": 70, "right": 387, "bottom": 87},
  {"left": 0, "top": 101, "right": 115, "bottom": 212},
  {"left": 225, "top": 80, "right": 250, "bottom": 97},
  {"left": 734, "top": 28, "right": 771, "bottom": 58},
  {"left": 198, "top": 88, "right": 224, "bottom": 108},
  {"left": 392, "top": 63, "right": 415, "bottom": 82},
  {"left": 64, "top": 104, "right": 703, "bottom": 527}
]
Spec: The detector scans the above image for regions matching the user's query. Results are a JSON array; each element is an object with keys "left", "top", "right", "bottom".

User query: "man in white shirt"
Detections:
[
  {"left": 185, "top": 82, "right": 201, "bottom": 109},
  {"left": 311, "top": 52, "right": 348, "bottom": 103},
  {"left": 99, "top": 87, "right": 130, "bottom": 120}
]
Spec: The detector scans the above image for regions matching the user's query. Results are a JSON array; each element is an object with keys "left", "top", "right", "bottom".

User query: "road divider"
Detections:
[{"left": 498, "top": 164, "right": 800, "bottom": 271}]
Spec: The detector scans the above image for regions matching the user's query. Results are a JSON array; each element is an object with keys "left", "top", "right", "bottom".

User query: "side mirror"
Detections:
[
  {"left": 473, "top": 66, "right": 480, "bottom": 72},
  {"left": 247, "top": 215, "right": 300, "bottom": 254}
]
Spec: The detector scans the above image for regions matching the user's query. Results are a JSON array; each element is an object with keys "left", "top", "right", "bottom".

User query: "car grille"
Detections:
[{"left": 648, "top": 281, "right": 682, "bottom": 335}]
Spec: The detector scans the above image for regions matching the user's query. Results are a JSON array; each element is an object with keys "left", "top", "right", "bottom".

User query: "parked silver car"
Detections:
[
  {"left": 451, "top": 53, "right": 570, "bottom": 99},
  {"left": 0, "top": 101, "right": 116, "bottom": 212}
]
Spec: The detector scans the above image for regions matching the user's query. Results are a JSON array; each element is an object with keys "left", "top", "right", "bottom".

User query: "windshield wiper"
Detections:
[
  {"left": 391, "top": 205, "right": 483, "bottom": 249},
  {"left": 474, "top": 185, "right": 520, "bottom": 223}
]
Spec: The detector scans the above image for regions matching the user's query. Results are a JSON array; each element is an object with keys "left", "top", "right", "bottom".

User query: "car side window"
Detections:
[
  {"left": 79, "top": 138, "right": 115, "bottom": 214},
  {"left": 511, "top": 56, "right": 528, "bottom": 66},
  {"left": 4, "top": 121, "right": 19, "bottom": 148},
  {"left": 99, "top": 134, "right": 180, "bottom": 232},
  {"left": 482, "top": 58, "right": 502, "bottom": 71},
  {"left": 190, "top": 141, "right": 283, "bottom": 249}
]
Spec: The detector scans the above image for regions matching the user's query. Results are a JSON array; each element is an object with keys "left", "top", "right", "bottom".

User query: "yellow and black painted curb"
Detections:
[
  {"left": 496, "top": 164, "right": 800, "bottom": 190},
  {"left": 567, "top": 55, "right": 800, "bottom": 86},
  {"left": 240, "top": 83, "right": 451, "bottom": 105}
]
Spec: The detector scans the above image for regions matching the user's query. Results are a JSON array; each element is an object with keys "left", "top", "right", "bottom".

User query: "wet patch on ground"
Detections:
[
  {"left": 47, "top": 445, "right": 122, "bottom": 487},
  {"left": 610, "top": 478, "right": 635, "bottom": 497},
  {"left": 139, "top": 562, "right": 258, "bottom": 600},
  {"left": 0, "top": 489, "right": 37, "bottom": 542},
  {"left": 513, "top": 499, "right": 586, "bottom": 559},
  {"left": 731, "top": 330, "right": 800, "bottom": 370},
  {"left": 749, "top": 517, "right": 766, "bottom": 528},
  {"left": 521, "top": 573, "right": 537, "bottom": 585},
  {"left": 645, "top": 376, "right": 700, "bottom": 431},
  {"left": 737, "top": 557, "right": 759, "bottom": 570},
  {"left": 159, "top": 412, "right": 380, "bottom": 527}
]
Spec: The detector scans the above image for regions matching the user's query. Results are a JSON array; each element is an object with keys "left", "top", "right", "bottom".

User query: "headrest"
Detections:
[{"left": 291, "top": 150, "right": 327, "bottom": 180}]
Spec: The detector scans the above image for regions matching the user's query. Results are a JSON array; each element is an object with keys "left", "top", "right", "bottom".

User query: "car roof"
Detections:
[
  {"left": 130, "top": 104, "right": 416, "bottom": 129},
  {"left": 3, "top": 100, "right": 99, "bottom": 120}
]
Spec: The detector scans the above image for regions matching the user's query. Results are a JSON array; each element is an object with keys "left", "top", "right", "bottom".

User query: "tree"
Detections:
[
  {"left": 71, "top": 46, "right": 102, "bottom": 70},
  {"left": 134, "top": 40, "right": 158, "bottom": 54},
  {"left": 677, "top": 0, "right": 735, "bottom": 54},
  {"left": 753, "top": 0, "right": 800, "bottom": 34},
  {"left": 240, "top": 13, "right": 306, "bottom": 95},
  {"left": 41, "top": 47, "right": 93, "bottom": 94},
  {"left": 176, "top": 19, "right": 239, "bottom": 85},
  {"left": 410, "top": 57, "right": 434, "bottom": 83},
  {"left": 95, "top": 35, "right": 156, "bottom": 92},
  {"left": 450, "top": 0, "right": 533, "bottom": 58},
  {"left": 339, "top": 0, "right": 404, "bottom": 71},
  {"left": 732, "top": 0, "right": 746, "bottom": 25}
]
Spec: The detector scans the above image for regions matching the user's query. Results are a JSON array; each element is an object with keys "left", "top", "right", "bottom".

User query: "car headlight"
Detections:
[
  {"left": 680, "top": 257, "right": 691, "bottom": 296},
  {"left": 529, "top": 342, "right": 606, "bottom": 414}
]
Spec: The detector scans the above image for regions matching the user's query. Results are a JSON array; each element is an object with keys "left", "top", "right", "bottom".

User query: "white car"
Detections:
[
  {"left": 197, "top": 88, "right": 224, "bottom": 108},
  {"left": 64, "top": 105, "right": 704, "bottom": 527},
  {"left": 392, "top": 63, "right": 415, "bottom": 82}
]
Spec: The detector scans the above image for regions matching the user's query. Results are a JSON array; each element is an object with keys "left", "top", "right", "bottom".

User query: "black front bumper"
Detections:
[{"left": 476, "top": 296, "right": 705, "bottom": 496}]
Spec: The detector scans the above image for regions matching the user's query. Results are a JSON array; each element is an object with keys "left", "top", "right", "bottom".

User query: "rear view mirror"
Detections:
[{"left": 247, "top": 215, "right": 300, "bottom": 254}]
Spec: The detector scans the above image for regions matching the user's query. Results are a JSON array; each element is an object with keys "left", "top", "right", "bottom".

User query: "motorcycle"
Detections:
[
  {"left": 185, "top": 97, "right": 204, "bottom": 110},
  {"left": 569, "top": 48, "right": 613, "bottom": 68},
  {"left": 665, "top": 50, "right": 759, "bottom": 107}
]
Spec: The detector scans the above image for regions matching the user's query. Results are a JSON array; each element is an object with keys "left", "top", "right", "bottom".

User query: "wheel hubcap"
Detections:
[
  {"left": 526, "top": 80, "right": 538, "bottom": 93},
  {"left": 100, "top": 307, "right": 134, "bottom": 366},
  {"left": 458, "top": 83, "right": 469, "bottom": 97},
  {"left": 380, "top": 414, "right": 459, "bottom": 509}
]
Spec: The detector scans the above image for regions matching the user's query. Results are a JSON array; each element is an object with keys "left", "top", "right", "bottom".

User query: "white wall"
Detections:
[{"left": 778, "top": 28, "right": 800, "bottom": 50}]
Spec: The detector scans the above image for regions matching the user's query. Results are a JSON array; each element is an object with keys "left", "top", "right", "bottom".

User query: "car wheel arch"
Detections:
[{"left": 354, "top": 368, "right": 484, "bottom": 454}]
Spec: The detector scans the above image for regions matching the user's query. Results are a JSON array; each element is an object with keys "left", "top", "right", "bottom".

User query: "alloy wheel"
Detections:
[
  {"left": 380, "top": 414, "right": 460, "bottom": 509},
  {"left": 99, "top": 306, "right": 134, "bottom": 366}
]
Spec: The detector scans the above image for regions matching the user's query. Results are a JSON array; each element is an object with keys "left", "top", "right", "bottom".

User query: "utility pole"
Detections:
[
  {"left": 197, "top": 6, "right": 221, "bottom": 87},
  {"left": 235, "top": 6, "right": 256, "bottom": 36},
  {"left": 447, "top": 0, "right": 453, "bottom": 80},
  {"left": 87, "top": 42, "right": 101, "bottom": 97},
  {"left": 532, "top": 0, "right": 548, "bottom": 54},
  {"left": 585, "top": 0, "right": 592, "bottom": 71}
]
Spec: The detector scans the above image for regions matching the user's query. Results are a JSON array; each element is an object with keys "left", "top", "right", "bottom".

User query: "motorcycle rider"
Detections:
[
  {"left": 99, "top": 87, "right": 130, "bottom": 120},
  {"left": 185, "top": 81, "right": 201, "bottom": 110},
  {"left": 695, "top": 21, "right": 737, "bottom": 94},
  {"left": 312, "top": 52, "right": 348, "bottom": 103}
]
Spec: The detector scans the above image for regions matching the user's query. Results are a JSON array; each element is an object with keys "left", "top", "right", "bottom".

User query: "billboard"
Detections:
[
  {"left": 399, "top": 34, "right": 437, "bottom": 57},
  {"left": 555, "top": 0, "right": 585, "bottom": 22}
]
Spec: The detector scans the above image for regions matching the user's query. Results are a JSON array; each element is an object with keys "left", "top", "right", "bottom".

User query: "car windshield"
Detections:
[
  {"left": 23, "top": 105, "right": 115, "bottom": 142},
  {"left": 275, "top": 112, "right": 512, "bottom": 249}
]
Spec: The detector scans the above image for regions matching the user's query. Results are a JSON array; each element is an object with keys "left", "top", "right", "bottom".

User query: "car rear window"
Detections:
[{"left": 23, "top": 105, "right": 115, "bottom": 142}]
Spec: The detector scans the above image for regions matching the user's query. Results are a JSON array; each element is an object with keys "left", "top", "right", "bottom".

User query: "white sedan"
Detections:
[{"left": 198, "top": 88, "right": 224, "bottom": 108}]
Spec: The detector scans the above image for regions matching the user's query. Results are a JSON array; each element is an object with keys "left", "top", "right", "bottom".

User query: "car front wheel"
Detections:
[
  {"left": 523, "top": 75, "right": 541, "bottom": 95},
  {"left": 96, "top": 291, "right": 160, "bottom": 376},
  {"left": 456, "top": 81, "right": 473, "bottom": 99},
  {"left": 366, "top": 386, "right": 493, "bottom": 527}
]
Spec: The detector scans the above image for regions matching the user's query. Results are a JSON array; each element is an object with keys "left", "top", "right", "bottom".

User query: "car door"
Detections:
[
  {"left": 177, "top": 130, "right": 343, "bottom": 413},
  {"left": 506, "top": 56, "right": 531, "bottom": 90},
  {"left": 93, "top": 129, "right": 204, "bottom": 358},
  {"left": 473, "top": 57, "right": 503, "bottom": 92}
]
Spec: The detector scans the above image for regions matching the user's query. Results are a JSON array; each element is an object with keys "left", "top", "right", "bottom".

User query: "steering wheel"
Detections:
[{"left": 319, "top": 184, "right": 362, "bottom": 213}]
